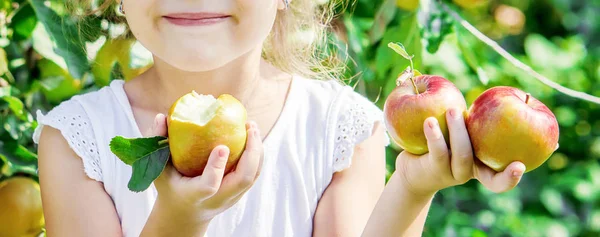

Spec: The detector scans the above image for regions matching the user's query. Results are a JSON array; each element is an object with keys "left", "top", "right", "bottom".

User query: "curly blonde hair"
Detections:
[{"left": 72, "top": 0, "right": 346, "bottom": 81}]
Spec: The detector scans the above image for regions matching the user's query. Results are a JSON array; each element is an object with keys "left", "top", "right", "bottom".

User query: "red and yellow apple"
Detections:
[
  {"left": 167, "top": 92, "right": 248, "bottom": 177},
  {"left": 466, "top": 86, "right": 559, "bottom": 172},
  {"left": 384, "top": 75, "right": 468, "bottom": 155}
]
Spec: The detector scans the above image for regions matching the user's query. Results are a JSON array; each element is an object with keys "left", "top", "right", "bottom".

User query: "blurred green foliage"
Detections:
[{"left": 0, "top": 0, "right": 599, "bottom": 236}]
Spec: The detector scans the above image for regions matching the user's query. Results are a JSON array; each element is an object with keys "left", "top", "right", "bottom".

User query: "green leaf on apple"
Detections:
[
  {"left": 110, "top": 136, "right": 170, "bottom": 192},
  {"left": 128, "top": 146, "right": 170, "bottom": 192},
  {"left": 110, "top": 136, "right": 168, "bottom": 165},
  {"left": 388, "top": 42, "right": 413, "bottom": 60}
]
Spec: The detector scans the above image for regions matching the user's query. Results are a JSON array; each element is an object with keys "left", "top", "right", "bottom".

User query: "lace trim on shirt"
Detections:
[
  {"left": 332, "top": 99, "right": 383, "bottom": 172},
  {"left": 33, "top": 102, "right": 103, "bottom": 182}
]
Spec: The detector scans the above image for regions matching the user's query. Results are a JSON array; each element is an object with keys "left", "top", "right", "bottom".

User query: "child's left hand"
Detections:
[{"left": 394, "top": 108, "right": 527, "bottom": 197}]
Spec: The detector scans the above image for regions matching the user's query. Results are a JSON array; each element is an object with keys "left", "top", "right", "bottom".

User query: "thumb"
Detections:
[
  {"left": 192, "top": 145, "right": 230, "bottom": 197},
  {"left": 146, "top": 113, "right": 167, "bottom": 137},
  {"left": 475, "top": 161, "right": 525, "bottom": 193}
]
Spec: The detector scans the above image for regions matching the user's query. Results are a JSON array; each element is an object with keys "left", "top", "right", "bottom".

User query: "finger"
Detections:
[
  {"left": 446, "top": 108, "right": 474, "bottom": 183},
  {"left": 148, "top": 114, "right": 171, "bottom": 185},
  {"left": 424, "top": 117, "right": 450, "bottom": 177},
  {"left": 475, "top": 161, "right": 525, "bottom": 193},
  {"left": 192, "top": 145, "right": 230, "bottom": 197},
  {"left": 145, "top": 113, "right": 167, "bottom": 137},
  {"left": 222, "top": 126, "right": 263, "bottom": 194}
]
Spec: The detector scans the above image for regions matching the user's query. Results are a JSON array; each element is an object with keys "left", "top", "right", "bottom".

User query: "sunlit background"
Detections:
[{"left": 0, "top": 0, "right": 599, "bottom": 236}]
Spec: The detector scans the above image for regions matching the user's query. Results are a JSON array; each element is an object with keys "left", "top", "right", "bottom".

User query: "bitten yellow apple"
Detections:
[{"left": 167, "top": 91, "right": 248, "bottom": 177}]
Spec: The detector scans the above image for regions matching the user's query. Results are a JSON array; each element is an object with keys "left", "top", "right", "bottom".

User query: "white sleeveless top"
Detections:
[{"left": 32, "top": 76, "right": 389, "bottom": 237}]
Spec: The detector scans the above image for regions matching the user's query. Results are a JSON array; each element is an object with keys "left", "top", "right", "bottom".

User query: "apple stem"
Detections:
[
  {"left": 410, "top": 77, "right": 419, "bottom": 95},
  {"left": 525, "top": 93, "right": 531, "bottom": 104},
  {"left": 408, "top": 57, "right": 419, "bottom": 95},
  {"left": 158, "top": 138, "right": 169, "bottom": 146}
]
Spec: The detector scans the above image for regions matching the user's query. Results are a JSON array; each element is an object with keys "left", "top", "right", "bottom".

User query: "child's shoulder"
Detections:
[
  {"left": 32, "top": 80, "right": 131, "bottom": 182},
  {"left": 293, "top": 76, "right": 390, "bottom": 172},
  {"left": 294, "top": 76, "right": 347, "bottom": 96},
  {"left": 295, "top": 76, "right": 379, "bottom": 115}
]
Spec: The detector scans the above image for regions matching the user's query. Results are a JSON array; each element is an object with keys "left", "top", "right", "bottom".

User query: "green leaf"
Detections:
[
  {"left": 128, "top": 146, "right": 170, "bottom": 192},
  {"left": 37, "top": 59, "right": 82, "bottom": 103},
  {"left": 2, "top": 96, "right": 27, "bottom": 120},
  {"left": 421, "top": 3, "right": 454, "bottom": 54},
  {"left": 388, "top": 42, "right": 413, "bottom": 60},
  {"left": 110, "top": 136, "right": 168, "bottom": 165},
  {"left": 375, "top": 13, "right": 422, "bottom": 83},
  {"left": 29, "top": 0, "right": 89, "bottom": 79},
  {"left": 9, "top": 3, "right": 38, "bottom": 41},
  {"left": 413, "top": 69, "right": 422, "bottom": 76},
  {"left": 369, "top": 0, "right": 397, "bottom": 44},
  {"left": 456, "top": 26, "right": 490, "bottom": 85},
  {"left": 456, "top": 26, "right": 479, "bottom": 71},
  {"left": 0, "top": 153, "right": 38, "bottom": 177},
  {"left": 0, "top": 139, "right": 38, "bottom": 166},
  {"left": 2, "top": 116, "right": 20, "bottom": 140},
  {"left": 376, "top": 13, "right": 422, "bottom": 97},
  {"left": 343, "top": 17, "right": 370, "bottom": 55},
  {"left": 471, "top": 229, "right": 488, "bottom": 237}
]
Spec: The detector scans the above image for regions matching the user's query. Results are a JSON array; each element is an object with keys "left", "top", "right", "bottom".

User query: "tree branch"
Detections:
[{"left": 441, "top": 3, "right": 600, "bottom": 105}]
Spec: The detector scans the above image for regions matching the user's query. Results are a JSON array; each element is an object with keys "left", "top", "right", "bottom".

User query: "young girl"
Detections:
[{"left": 33, "top": 0, "right": 526, "bottom": 236}]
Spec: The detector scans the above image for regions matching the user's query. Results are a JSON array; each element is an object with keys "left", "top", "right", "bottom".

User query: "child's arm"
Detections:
[
  {"left": 362, "top": 109, "right": 526, "bottom": 236},
  {"left": 360, "top": 173, "right": 434, "bottom": 236},
  {"left": 38, "top": 115, "right": 264, "bottom": 237},
  {"left": 38, "top": 127, "right": 124, "bottom": 237},
  {"left": 312, "top": 123, "right": 387, "bottom": 236}
]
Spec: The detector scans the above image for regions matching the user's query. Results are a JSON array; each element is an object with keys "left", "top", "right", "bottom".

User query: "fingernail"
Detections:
[
  {"left": 450, "top": 109, "right": 462, "bottom": 120},
  {"left": 218, "top": 147, "right": 229, "bottom": 157},
  {"left": 154, "top": 115, "right": 160, "bottom": 127},
  {"left": 512, "top": 163, "right": 526, "bottom": 177},
  {"left": 428, "top": 119, "right": 442, "bottom": 139}
]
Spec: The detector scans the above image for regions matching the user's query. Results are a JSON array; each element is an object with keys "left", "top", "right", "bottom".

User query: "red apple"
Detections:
[
  {"left": 384, "top": 75, "right": 468, "bottom": 155},
  {"left": 466, "top": 86, "right": 559, "bottom": 172}
]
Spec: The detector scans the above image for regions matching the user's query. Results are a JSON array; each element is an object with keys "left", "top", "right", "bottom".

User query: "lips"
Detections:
[{"left": 163, "top": 13, "right": 231, "bottom": 26}]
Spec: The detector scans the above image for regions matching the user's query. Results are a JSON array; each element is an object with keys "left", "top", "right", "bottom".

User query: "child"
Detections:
[{"left": 33, "top": 0, "right": 525, "bottom": 236}]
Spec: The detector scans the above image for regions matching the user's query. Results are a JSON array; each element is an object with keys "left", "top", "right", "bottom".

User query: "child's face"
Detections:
[{"left": 123, "top": 0, "right": 282, "bottom": 72}]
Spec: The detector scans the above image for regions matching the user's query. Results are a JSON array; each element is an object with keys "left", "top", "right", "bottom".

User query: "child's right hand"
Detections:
[
  {"left": 142, "top": 113, "right": 263, "bottom": 234},
  {"left": 394, "top": 108, "right": 526, "bottom": 197}
]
